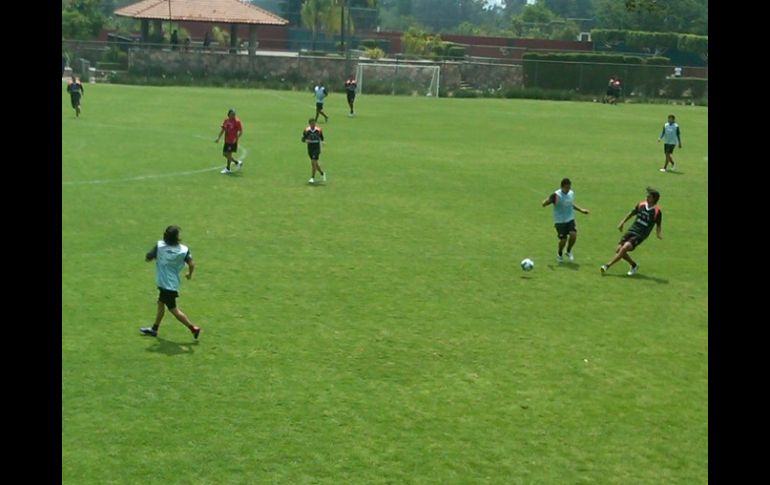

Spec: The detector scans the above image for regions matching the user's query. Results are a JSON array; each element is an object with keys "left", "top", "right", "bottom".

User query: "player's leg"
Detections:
[
  {"left": 169, "top": 307, "right": 199, "bottom": 338},
  {"left": 606, "top": 241, "right": 633, "bottom": 268},
  {"left": 141, "top": 297, "right": 165, "bottom": 336},
  {"left": 566, "top": 230, "right": 577, "bottom": 259}
]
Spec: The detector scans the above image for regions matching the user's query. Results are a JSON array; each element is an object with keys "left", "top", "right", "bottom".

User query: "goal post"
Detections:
[{"left": 356, "top": 62, "right": 440, "bottom": 97}]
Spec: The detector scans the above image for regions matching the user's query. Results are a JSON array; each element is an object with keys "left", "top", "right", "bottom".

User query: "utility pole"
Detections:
[
  {"left": 340, "top": 0, "right": 345, "bottom": 54},
  {"left": 344, "top": 0, "right": 351, "bottom": 77}
]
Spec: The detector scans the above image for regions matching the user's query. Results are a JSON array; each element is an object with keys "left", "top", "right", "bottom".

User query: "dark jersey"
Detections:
[
  {"left": 67, "top": 81, "right": 83, "bottom": 96},
  {"left": 628, "top": 201, "right": 662, "bottom": 238},
  {"left": 302, "top": 126, "right": 324, "bottom": 144}
]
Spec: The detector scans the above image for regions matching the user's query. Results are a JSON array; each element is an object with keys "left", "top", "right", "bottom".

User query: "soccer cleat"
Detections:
[
  {"left": 308, "top": 178, "right": 315, "bottom": 184},
  {"left": 140, "top": 327, "right": 158, "bottom": 337},
  {"left": 236, "top": 160, "right": 243, "bottom": 170},
  {"left": 659, "top": 168, "right": 667, "bottom": 172},
  {"left": 322, "top": 173, "right": 327, "bottom": 182},
  {"left": 600, "top": 265, "right": 608, "bottom": 275},
  {"left": 627, "top": 264, "right": 639, "bottom": 276},
  {"left": 556, "top": 254, "right": 563, "bottom": 263},
  {"left": 220, "top": 168, "right": 231, "bottom": 174},
  {"left": 191, "top": 326, "right": 201, "bottom": 339},
  {"left": 670, "top": 163, "right": 676, "bottom": 171},
  {"left": 566, "top": 252, "right": 574, "bottom": 261}
]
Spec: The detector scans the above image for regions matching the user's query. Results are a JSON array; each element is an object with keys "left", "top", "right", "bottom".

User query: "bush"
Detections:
[
  {"left": 446, "top": 45, "right": 466, "bottom": 59},
  {"left": 364, "top": 47, "right": 385, "bottom": 60},
  {"left": 360, "top": 39, "right": 378, "bottom": 49}
]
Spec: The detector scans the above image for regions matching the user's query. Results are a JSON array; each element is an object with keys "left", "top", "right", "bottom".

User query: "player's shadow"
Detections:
[
  {"left": 667, "top": 170, "right": 685, "bottom": 176},
  {"left": 548, "top": 262, "right": 580, "bottom": 271},
  {"left": 144, "top": 337, "right": 199, "bottom": 356},
  {"left": 603, "top": 273, "right": 669, "bottom": 284}
]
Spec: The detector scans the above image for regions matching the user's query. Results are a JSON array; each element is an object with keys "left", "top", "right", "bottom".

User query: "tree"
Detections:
[
  {"left": 595, "top": 0, "right": 707, "bottom": 35},
  {"left": 301, "top": 0, "right": 342, "bottom": 50},
  {"left": 62, "top": 0, "right": 105, "bottom": 39}
]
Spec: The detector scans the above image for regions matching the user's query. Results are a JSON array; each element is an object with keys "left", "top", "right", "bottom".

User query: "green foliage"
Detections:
[
  {"left": 360, "top": 38, "right": 378, "bottom": 49},
  {"left": 62, "top": 0, "right": 105, "bottom": 39},
  {"left": 445, "top": 44, "right": 467, "bottom": 59},
  {"left": 100, "top": 46, "right": 128, "bottom": 69},
  {"left": 401, "top": 27, "right": 443, "bottom": 59},
  {"left": 626, "top": 31, "right": 678, "bottom": 52},
  {"left": 591, "top": 29, "right": 628, "bottom": 44},
  {"left": 592, "top": 28, "right": 708, "bottom": 62},
  {"left": 521, "top": 52, "right": 685, "bottom": 99},
  {"left": 301, "top": 0, "right": 342, "bottom": 50},
  {"left": 678, "top": 34, "right": 708, "bottom": 60},
  {"left": 364, "top": 47, "right": 385, "bottom": 59},
  {"left": 595, "top": 0, "right": 707, "bottom": 35},
  {"left": 661, "top": 76, "right": 708, "bottom": 98},
  {"left": 211, "top": 26, "right": 231, "bottom": 47},
  {"left": 644, "top": 56, "right": 671, "bottom": 66},
  {"left": 520, "top": 2, "right": 555, "bottom": 23}
]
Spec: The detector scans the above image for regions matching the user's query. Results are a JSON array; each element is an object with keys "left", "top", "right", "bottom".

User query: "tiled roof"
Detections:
[{"left": 115, "top": 0, "right": 288, "bottom": 25}]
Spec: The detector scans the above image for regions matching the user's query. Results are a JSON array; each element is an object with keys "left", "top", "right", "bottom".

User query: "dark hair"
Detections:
[
  {"left": 646, "top": 187, "right": 660, "bottom": 203},
  {"left": 163, "top": 225, "right": 181, "bottom": 245},
  {"left": 308, "top": 118, "right": 315, "bottom": 123},
  {"left": 560, "top": 178, "right": 571, "bottom": 187},
  {"left": 668, "top": 114, "right": 675, "bottom": 119},
  {"left": 228, "top": 109, "right": 236, "bottom": 116}
]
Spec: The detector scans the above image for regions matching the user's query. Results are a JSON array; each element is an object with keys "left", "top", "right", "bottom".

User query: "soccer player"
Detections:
[
  {"left": 301, "top": 118, "right": 326, "bottom": 184},
  {"left": 600, "top": 187, "right": 663, "bottom": 276},
  {"left": 140, "top": 225, "right": 201, "bottom": 339},
  {"left": 344, "top": 75, "right": 357, "bottom": 116},
  {"left": 66, "top": 75, "right": 84, "bottom": 117},
  {"left": 541, "top": 178, "right": 590, "bottom": 263},
  {"left": 658, "top": 114, "right": 682, "bottom": 172},
  {"left": 314, "top": 83, "right": 329, "bottom": 122},
  {"left": 215, "top": 108, "right": 243, "bottom": 174}
]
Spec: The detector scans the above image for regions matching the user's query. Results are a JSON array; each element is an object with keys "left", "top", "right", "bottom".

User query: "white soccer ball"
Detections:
[{"left": 520, "top": 258, "right": 535, "bottom": 271}]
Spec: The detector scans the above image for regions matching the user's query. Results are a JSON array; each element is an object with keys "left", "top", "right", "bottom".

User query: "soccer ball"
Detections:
[{"left": 520, "top": 258, "right": 535, "bottom": 271}]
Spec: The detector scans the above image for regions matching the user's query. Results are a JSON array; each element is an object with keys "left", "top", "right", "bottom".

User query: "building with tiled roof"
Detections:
[{"left": 115, "top": 0, "right": 288, "bottom": 53}]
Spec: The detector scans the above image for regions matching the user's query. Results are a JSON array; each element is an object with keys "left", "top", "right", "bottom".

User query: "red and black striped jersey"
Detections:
[{"left": 302, "top": 126, "right": 324, "bottom": 144}]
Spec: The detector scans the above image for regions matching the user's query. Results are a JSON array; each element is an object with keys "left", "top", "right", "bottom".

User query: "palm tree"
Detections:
[{"left": 301, "top": 0, "right": 342, "bottom": 51}]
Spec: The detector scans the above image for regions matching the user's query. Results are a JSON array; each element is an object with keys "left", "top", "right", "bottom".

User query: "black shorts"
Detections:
[
  {"left": 347, "top": 91, "right": 356, "bottom": 102},
  {"left": 157, "top": 287, "right": 179, "bottom": 309},
  {"left": 70, "top": 93, "right": 81, "bottom": 108},
  {"left": 307, "top": 145, "right": 321, "bottom": 159},
  {"left": 619, "top": 231, "right": 647, "bottom": 250},
  {"left": 554, "top": 220, "right": 576, "bottom": 239},
  {"left": 223, "top": 142, "right": 238, "bottom": 154},
  {"left": 664, "top": 144, "right": 676, "bottom": 154},
  {"left": 316, "top": 102, "right": 325, "bottom": 111}
]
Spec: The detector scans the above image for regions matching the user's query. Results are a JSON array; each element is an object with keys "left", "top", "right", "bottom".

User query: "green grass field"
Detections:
[{"left": 62, "top": 83, "right": 707, "bottom": 484}]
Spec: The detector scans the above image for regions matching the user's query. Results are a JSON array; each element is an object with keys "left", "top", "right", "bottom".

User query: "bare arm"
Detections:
[
  {"left": 617, "top": 210, "right": 635, "bottom": 231},
  {"left": 215, "top": 127, "right": 225, "bottom": 142},
  {"left": 573, "top": 204, "right": 589, "bottom": 215},
  {"left": 542, "top": 193, "right": 556, "bottom": 207},
  {"left": 185, "top": 257, "right": 195, "bottom": 280}
]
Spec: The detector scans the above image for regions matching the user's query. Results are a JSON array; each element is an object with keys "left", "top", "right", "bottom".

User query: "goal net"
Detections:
[{"left": 356, "top": 62, "right": 440, "bottom": 97}]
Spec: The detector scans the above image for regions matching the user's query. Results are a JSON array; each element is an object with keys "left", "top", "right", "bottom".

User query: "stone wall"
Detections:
[{"left": 127, "top": 49, "right": 524, "bottom": 94}]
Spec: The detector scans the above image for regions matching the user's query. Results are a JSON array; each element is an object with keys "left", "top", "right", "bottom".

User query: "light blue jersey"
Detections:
[
  {"left": 153, "top": 241, "right": 190, "bottom": 291},
  {"left": 660, "top": 122, "right": 680, "bottom": 145},
  {"left": 551, "top": 189, "right": 575, "bottom": 223},
  {"left": 314, "top": 85, "right": 327, "bottom": 103}
]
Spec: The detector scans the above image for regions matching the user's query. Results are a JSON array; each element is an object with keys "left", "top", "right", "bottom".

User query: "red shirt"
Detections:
[{"left": 221, "top": 117, "right": 242, "bottom": 144}]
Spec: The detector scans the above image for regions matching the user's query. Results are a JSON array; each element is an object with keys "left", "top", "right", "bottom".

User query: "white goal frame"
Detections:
[{"left": 355, "top": 62, "right": 440, "bottom": 97}]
